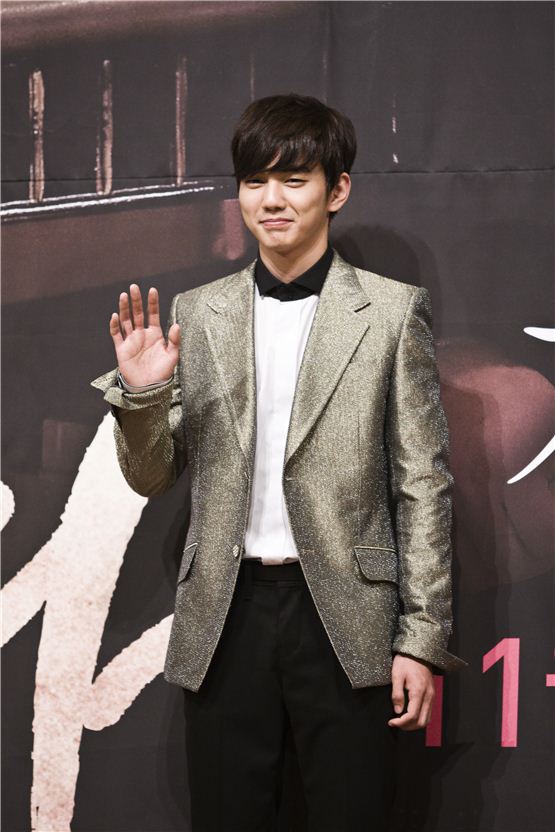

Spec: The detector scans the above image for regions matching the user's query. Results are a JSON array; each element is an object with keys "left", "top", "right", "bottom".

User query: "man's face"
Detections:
[{"left": 238, "top": 161, "right": 344, "bottom": 256}]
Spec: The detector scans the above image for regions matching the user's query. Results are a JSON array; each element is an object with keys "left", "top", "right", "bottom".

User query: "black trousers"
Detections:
[{"left": 183, "top": 558, "right": 398, "bottom": 832}]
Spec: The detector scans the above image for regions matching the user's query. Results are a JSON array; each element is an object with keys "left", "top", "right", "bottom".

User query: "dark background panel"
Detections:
[
  {"left": 2, "top": 2, "right": 553, "bottom": 832},
  {"left": 2, "top": 1, "right": 553, "bottom": 201}
]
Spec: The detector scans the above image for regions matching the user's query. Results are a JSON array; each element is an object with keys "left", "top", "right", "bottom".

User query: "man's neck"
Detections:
[{"left": 258, "top": 237, "right": 330, "bottom": 284}]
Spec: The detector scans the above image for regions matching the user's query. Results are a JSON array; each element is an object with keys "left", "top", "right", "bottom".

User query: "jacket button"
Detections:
[{"left": 232, "top": 544, "right": 240, "bottom": 558}]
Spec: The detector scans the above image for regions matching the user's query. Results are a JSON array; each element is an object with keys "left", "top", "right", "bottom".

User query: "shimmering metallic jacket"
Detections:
[{"left": 91, "top": 249, "right": 468, "bottom": 691}]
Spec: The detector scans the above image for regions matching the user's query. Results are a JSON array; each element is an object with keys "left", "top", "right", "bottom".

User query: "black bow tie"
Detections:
[{"left": 260, "top": 282, "right": 315, "bottom": 302}]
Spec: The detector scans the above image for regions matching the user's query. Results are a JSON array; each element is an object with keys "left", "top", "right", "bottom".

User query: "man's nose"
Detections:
[{"left": 260, "top": 181, "right": 286, "bottom": 208}]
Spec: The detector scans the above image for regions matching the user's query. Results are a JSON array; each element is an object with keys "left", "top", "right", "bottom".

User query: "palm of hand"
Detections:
[
  {"left": 110, "top": 285, "right": 179, "bottom": 387},
  {"left": 117, "top": 326, "right": 176, "bottom": 386}
]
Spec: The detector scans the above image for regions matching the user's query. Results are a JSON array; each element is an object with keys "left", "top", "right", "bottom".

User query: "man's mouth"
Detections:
[{"left": 261, "top": 219, "right": 293, "bottom": 228}]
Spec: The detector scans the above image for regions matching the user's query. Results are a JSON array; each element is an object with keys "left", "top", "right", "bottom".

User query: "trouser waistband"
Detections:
[{"left": 238, "top": 558, "right": 305, "bottom": 597}]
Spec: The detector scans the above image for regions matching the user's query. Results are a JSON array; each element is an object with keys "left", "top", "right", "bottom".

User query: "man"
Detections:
[{"left": 92, "top": 93, "right": 467, "bottom": 831}]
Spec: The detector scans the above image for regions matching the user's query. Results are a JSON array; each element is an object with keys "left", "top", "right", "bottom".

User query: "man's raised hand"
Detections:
[{"left": 109, "top": 285, "right": 180, "bottom": 387}]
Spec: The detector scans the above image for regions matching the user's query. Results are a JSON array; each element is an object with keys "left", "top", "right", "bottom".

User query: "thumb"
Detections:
[{"left": 167, "top": 322, "right": 180, "bottom": 348}]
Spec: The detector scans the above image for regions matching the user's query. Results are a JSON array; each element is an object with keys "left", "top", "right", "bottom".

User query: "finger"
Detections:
[
  {"left": 109, "top": 313, "right": 124, "bottom": 347},
  {"left": 129, "top": 283, "right": 144, "bottom": 329},
  {"left": 407, "top": 689, "right": 427, "bottom": 729},
  {"left": 420, "top": 700, "right": 433, "bottom": 729},
  {"left": 147, "top": 287, "right": 160, "bottom": 329},
  {"left": 420, "top": 690, "right": 435, "bottom": 728},
  {"left": 406, "top": 682, "right": 426, "bottom": 722},
  {"left": 388, "top": 711, "right": 419, "bottom": 730},
  {"left": 119, "top": 292, "right": 133, "bottom": 336},
  {"left": 388, "top": 690, "right": 421, "bottom": 729},
  {"left": 391, "top": 677, "right": 405, "bottom": 715}
]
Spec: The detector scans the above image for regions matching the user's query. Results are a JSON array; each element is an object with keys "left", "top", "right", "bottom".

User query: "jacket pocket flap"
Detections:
[
  {"left": 354, "top": 546, "right": 398, "bottom": 584},
  {"left": 177, "top": 542, "right": 198, "bottom": 584}
]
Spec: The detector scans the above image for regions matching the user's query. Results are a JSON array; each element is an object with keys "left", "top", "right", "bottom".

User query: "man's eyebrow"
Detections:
[{"left": 254, "top": 164, "right": 313, "bottom": 175}]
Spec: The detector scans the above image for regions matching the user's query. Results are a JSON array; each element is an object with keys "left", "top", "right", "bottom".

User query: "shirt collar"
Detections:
[{"left": 254, "top": 244, "right": 334, "bottom": 301}]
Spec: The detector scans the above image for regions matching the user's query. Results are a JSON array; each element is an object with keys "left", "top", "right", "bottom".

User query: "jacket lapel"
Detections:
[
  {"left": 203, "top": 249, "right": 372, "bottom": 474},
  {"left": 283, "top": 251, "right": 372, "bottom": 468},
  {"left": 204, "top": 259, "right": 258, "bottom": 469}
]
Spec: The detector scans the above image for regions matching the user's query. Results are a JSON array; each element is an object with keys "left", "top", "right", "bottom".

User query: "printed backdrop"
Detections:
[{"left": 2, "top": 2, "right": 553, "bottom": 831}]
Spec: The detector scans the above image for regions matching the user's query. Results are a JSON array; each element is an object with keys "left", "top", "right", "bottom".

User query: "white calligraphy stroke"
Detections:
[
  {"left": 508, "top": 327, "right": 555, "bottom": 484},
  {"left": 1, "top": 414, "right": 173, "bottom": 832}
]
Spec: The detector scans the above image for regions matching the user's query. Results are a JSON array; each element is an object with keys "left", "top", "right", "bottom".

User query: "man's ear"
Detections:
[{"left": 327, "top": 172, "right": 351, "bottom": 215}]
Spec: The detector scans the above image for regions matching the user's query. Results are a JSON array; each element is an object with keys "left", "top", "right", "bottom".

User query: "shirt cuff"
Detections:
[{"left": 117, "top": 370, "right": 173, "bottom": 393}]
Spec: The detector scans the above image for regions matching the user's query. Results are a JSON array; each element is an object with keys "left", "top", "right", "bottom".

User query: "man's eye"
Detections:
[{"left": 244, "top": 176, "right": 305, "bottom": 184}]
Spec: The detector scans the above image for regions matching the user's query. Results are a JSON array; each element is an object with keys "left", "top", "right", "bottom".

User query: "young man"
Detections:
[{"left": 92, "top": 93, "right": 467, "bottom": 831}]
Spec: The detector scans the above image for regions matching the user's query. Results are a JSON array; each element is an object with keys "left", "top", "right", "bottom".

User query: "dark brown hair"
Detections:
[{"left": 230, "top": 93, "right": 357, "bottom": 220}]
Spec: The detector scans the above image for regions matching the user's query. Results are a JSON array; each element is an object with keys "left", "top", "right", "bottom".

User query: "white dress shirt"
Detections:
[{"left": 242, "top": 283, "right": 319, "bottom": 564}]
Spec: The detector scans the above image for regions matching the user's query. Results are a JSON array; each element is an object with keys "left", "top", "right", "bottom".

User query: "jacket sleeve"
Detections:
[
  {"left": 385, "top": 286, "right": 468, "bottom": 673},
  {"left": 90, "top": 293, "right": 187, "bottom": 497}
]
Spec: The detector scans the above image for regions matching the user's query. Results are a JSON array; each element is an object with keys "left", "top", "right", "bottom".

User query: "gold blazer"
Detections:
[{"left": 91, "top": 249, "right": 468, "bottom": 691}]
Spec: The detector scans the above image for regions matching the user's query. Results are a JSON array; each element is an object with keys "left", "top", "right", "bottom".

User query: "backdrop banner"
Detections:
[{"left": 2, "top": 2, "right": 553, "bottom": 831}]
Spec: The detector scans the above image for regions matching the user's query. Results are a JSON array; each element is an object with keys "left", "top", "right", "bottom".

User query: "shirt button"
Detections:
[{"left": 232, "top": 544, "right": 240, "bottom": 558}]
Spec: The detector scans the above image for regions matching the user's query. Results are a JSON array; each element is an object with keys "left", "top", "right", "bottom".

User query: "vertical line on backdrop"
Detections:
[
  {"left": 175, "top": 55, "right": 188, "bottom": 185},
  {"left": 249, "top": 49, "right": 255, "bottom": 101},
  {"left": 28, "top": 69, "right": 45, "bottom": 202},
  {"left": 95, "top": 59, "right": 113, "bottom": 196},
  {"left": 321, "top": 3, "right": 330, "bottom": 103},
  {"left": 391, "top": 93, "right": 399, "bottom": 165}
]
